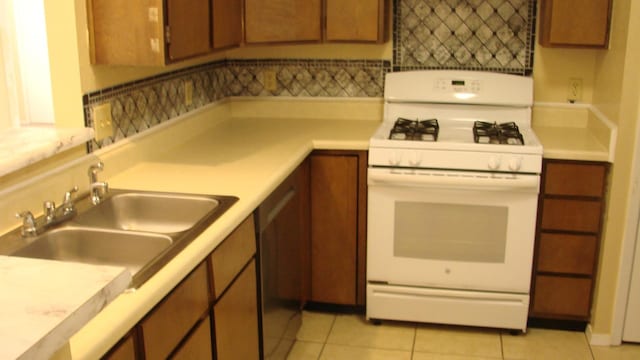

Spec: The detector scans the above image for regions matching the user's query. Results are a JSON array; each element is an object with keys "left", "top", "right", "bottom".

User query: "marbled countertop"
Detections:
[
  {"left": 0, "top": 256, "right": 131, "bottom": 360},
  {"left": 0, "top": 126, "right": 94, "bottom": 177}
]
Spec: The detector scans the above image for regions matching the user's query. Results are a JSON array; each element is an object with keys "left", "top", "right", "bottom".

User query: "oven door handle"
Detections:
[{"left": 368, "top": 169, "right": 540, "bottom": 191}]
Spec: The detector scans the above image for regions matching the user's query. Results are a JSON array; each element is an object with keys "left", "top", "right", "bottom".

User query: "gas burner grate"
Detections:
[
  {"left": 473, "top": 121, "right": 524, "bottom": 145},
  {"left": 389, "top": 118, "right": 439, "bottom": 141}
]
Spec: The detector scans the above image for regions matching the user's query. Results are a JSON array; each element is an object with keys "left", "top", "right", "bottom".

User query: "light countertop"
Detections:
[
  {"left": 67, "top": 114, "right": 379, "bottom": 359},
  {"left": 532, "top": 103, "right": 616, "bottom": 162},
  {"left": 0, "top": 256, "right": 131, "bottom": 360}
]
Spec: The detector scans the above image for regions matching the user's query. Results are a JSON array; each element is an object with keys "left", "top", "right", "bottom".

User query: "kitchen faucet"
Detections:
[
  {"left": 15, "top": 186, "right": 79, "bottom": 237},
  {"left": 89, "top": 161, "right": 109, "bottom": 205}
]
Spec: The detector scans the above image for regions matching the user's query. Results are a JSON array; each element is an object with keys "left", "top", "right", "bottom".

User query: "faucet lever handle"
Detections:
[
  {"left": 88, "top": 161, "right": 104, "bottom": 178},
  {"left": 62, "top": 186, "right": 79, "bottom": 213},
  {"left": 15, "top": 211, "right": 38, "bottom": 236}
]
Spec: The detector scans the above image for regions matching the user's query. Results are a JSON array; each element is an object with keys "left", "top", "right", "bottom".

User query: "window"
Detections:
[{"left": 0, "top": 0, "right": 55, "bottom": 130}]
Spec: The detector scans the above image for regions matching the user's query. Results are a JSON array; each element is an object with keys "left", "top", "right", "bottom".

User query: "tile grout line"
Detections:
[
  {"left": 316, "top": 314, "right": 338, "bottom": 360},
  {"left": 585, "top": 332, "right": 596, "bottom": 360},
  {"left": 499, "top": 331, "right": 505, "bottom": 360},
  {"left": 411, "top": 324, "right": 417, "bottom": 359}
]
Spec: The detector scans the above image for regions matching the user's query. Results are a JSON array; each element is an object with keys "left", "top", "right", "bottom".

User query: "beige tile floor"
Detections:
[{"left": 287, "top": 311, "right": 640, "bottom": 360}]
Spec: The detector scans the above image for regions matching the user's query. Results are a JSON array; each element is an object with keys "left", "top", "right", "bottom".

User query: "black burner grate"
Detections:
[
  {"left": 473, "top": 121, "right": 524, "bottom": 145},
  {"left": 389, "top": 118, "right": 439, "bottom": 141}
]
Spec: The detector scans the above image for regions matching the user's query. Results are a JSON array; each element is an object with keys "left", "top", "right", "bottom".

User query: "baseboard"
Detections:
[{"left": 586, "top": 324, "right": 614, "bottom": 346}]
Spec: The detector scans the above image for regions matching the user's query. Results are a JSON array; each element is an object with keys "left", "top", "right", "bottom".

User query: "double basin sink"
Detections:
[{"left": 5, "top": 189, "right": 237, "bottom": 289}]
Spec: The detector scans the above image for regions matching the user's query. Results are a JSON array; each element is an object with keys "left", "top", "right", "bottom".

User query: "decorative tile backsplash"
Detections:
[
  {"left": 393, "top": 0, "right": 535, "bottom": 74},
  {"left": 84, "top": 0, "right": 536, "bottom": 151}
]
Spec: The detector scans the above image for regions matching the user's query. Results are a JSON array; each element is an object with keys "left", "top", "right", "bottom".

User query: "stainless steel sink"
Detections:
[
  {"left": 74, "top": 191, "right": 223, "bottom": 234},
  {"left": 12, "top": 227, "right": 173, "bottom": 278},
  {"left": 3, "top": 189, "right": 238, "bottom": 289}
]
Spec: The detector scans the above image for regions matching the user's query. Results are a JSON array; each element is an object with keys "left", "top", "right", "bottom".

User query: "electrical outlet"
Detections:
[
  {"left": 568, "top": 78, "right": 583, "bottom": 103},
  {"left": 263, "top": 70, "right": 277, "bottom": 91},
  {"left": 184, "top": 80, "right": 193, "bottom": 106},
  {"left": 92, "top": 103, "right": 113, "bottom": 141}
]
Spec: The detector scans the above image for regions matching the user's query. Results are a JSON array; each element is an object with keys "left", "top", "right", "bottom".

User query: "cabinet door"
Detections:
[
  {"left": 325, "top": 0, "right": 384, "bottom": 42},
  {"left": 310, "top": 153, "right": 358, "bottom": 305},
  {"left": 172, "top": 316, "right": 213, "bottom": 360},
  {"left": 89, "top": 0, "right": 166, "bottom": 65},
  {"left": 213, "top": 260, "right": 260, "bottom": 360},
  {"left": 102, "top": 333, "right": 137, "bottom": 360},
  {"left": 140, "top": 263, "right": 210, "bottom": 360},
  {"left": 245, "top": 0, "right": 322, "bottom": 44},
  {"left": 166, "top": 0, "right": 211, "bottom": 61},
  {"left": 212, "top": 0, "right": 243, "bottom": 50},
  {"left": 539, "top": 0, "right": 611, "bottom": 48}
]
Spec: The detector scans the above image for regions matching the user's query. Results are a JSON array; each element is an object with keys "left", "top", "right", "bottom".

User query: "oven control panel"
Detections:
[{"left": 434, "top": 78, "right": 481, "bottom": 94}]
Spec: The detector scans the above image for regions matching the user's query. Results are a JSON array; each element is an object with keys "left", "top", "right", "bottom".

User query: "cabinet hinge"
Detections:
[{"left": 165, "top": 25, "right": 171, "bottom": 44}]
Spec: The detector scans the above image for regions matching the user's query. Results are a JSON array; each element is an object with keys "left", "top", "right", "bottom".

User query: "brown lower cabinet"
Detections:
[
  {"left": 103, "top": 216, "right": 258, "bottom": 359},
  {"left": 530, "top": 159, "right": 609, "bottom": 323},
  {"left": 309, "top": 150, "right": 368, "bottom": 306}
]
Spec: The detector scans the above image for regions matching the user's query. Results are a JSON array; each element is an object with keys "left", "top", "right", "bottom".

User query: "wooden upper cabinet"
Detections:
[
  {"left": 539, "top": 0, "right": 612, "bottom": 48},
  {"left": 325, "top": 0, "right": 386, "bottom": 43},
  {"left": 244, "top": 0, "right": 322, "bottom": 44},
  {"left": 212, "top": 0, "right": 243, "bottom": 50},
  {"left": 89, "top": 0, "right": 211, "bottom": 65},
  {"left": 166, "top": 0, "right": 212, "bottom": 61}
]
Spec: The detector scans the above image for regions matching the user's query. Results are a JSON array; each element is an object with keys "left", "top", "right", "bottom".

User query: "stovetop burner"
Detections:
[
  {"left": 389, "top": 118, "right": 439, "bottom": 141},
  {"left": 473, "top": 121, "right": 525, "bottom": 145}
]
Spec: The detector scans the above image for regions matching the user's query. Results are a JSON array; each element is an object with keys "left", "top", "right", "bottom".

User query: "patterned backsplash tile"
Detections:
[
  {"left": 394, "top": 0, "right": 535, "bottom": 74},
  {"left": 84, "top": 59, "right": 390, "bottom": 151},
  {"left": 84, "top": 0, "right": 535, "bottom": 151}
]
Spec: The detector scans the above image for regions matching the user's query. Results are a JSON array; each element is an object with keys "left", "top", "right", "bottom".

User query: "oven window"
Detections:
[{"left": 394, "top": 202, "right": 507, "bottom": 263}]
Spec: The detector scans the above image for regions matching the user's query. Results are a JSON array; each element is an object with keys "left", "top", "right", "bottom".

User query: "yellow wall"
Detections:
[{"left": 590, "top": 0, "right": 640, "bottom": 336}]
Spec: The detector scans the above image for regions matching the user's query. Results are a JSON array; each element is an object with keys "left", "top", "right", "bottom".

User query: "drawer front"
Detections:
[
  {"left": 210, "top": 216, "right": 256, "bottom": 299},
  {"left": 141, "top": 262, "right": 210, "bottom": 360},
  {"left": 541, "top": 198, "right": 602, "bottom": 233},
  {"left": 532, "top": 275, "right": 592, "bottom": 318},
  {"left": 537, "top": 233, "right": 597, "bottom": 275},
  {"left": 213, "top": 260, "right": 260, "bottom": 360},
  {"left": 172, "top": 316, "right": 213, "bottom": 360},
  {"left": 103, "top": 333, "right": 136, "bottom": 360},
  {"left": 544, "top": 162, "right": 606, "bottom": 197}
]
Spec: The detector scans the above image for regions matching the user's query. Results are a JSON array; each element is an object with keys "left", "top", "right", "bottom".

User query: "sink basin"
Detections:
[
  {"left": 11, "top": 227, "right": 173, "bottom": 279},
  {"left": 74, "top": 191, "right": 223, "bottom": 234},
  {"left": 4, "top": 189, "right": 238, "bottom": 289}
]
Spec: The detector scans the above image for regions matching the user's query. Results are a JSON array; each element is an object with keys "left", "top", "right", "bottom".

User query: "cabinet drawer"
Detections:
[
  {"left": 537, "top": 233, "right": 597, "bottom": 275},
  {"left": 544, "top": 162, "right": 606, "bottom": 197},
  {"left": 172, "top": 316, "right": 213, "bottom": 360},
  {"left": 103, "top": 333, "right": 136, "bottom": 360},
  {"left": 140, "top": 262, "right": 209, "bottom": 360},
  {"left": 533, "top": 275, "right": 592, "bottom": 318},
  {"left": 541, "top": 198, "right": 602, "bottom": 233},
  {"left": 210, "top": 216, "right": 256, "bottom": 299},
  {"left": 213, "top": 260, "right": 260, "bottom": 360}
]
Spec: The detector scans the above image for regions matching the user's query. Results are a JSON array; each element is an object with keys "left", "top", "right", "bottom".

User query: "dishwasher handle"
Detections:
[{"left": 256, "top": 186, "right": 296, "bottom": 232}]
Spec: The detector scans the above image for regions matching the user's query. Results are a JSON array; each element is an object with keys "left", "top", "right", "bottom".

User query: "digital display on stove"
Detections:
[{"left": 452, "top": 80, "right": 465, "bottom": 86}]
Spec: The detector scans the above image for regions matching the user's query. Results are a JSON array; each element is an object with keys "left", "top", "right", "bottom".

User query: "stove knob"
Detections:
[
  {"left": 488, "top": 156, "right": 502, "bottom": 170},
  {"left": 509, "top": 156, "right": 523, "bottom": 171},
  {"left": 409, "top": 152, "right": 422, "bottom": 167},
  {"left": 389, "top": 152, "right": 402, "bottom": 166}
]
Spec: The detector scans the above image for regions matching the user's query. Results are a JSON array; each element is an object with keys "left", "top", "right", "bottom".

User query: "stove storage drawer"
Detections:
[{"left": 530, "top": 159, "right": 609, "bottom": 325}]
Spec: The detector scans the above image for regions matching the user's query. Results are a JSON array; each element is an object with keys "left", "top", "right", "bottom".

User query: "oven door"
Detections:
[{"left": 367, "top": 167, "right": 539, "bottom": 294}]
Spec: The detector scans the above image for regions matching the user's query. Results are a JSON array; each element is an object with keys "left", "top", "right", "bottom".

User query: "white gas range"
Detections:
[{"left": 366, "top": 70, "right": 543, "bottom": 332}]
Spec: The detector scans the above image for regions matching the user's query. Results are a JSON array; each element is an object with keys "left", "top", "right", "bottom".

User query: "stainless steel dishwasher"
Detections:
[{"left": 255, "top": 162, "right": 308, "bottom": 359}]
